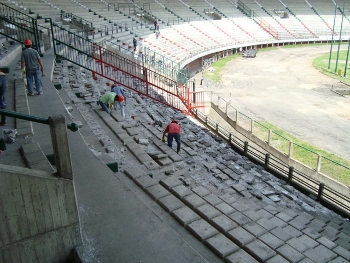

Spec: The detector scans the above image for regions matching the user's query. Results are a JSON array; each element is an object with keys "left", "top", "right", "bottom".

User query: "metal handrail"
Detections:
[
  {"left": 322, "top": 155, "right": 350, "bottom": 170},
  {"left": 293, "top": 142, "right": 319, "bottom": 155},
  {"left": 0, "top": 109, "right": 78, "bottom": 132},
  {"left": 0, "top": 2, "right": 34, "bottom": 21}
]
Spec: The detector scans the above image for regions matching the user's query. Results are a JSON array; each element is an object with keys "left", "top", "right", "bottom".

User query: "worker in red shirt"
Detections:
[{"left": 162, "top": 120, "right": 181, "bottom": 153}]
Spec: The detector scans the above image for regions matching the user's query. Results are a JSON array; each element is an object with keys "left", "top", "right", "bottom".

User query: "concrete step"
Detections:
[
  {"left": 15, "top": 79, "right": 33, "bottom": 137},
  {"left": 0, "top": 41, "right": 22, "bottom": 68},
  {"left": 95, "top": 109, "right": 160, "bottom": 170},
  {"left": 15, "top": 79, "right": 34, "bottom": 138},
  {"left": 125, "top": 167, "right": 350, "bottom": 263},
  {"left": 20, "top": 142, "right": 55, "bottom": 173}
]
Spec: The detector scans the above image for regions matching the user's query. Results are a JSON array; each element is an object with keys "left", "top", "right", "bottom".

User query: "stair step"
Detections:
[{"left": 20, "top": 143, "right": 54, "bottom": 173}]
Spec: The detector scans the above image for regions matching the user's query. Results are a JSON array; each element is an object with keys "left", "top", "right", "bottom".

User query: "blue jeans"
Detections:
[
  {"left": 114, "top": 101, "right": 125, "bottom": 118},
  {"left": 99, "top": 101, "right": 110, "bottom": 114},
  {"left": 168, "top": 133, "right": 181, "bottom": 152},
  {"left": 26, "top": 70, "right": 42, "bottom": 94},
  {"left": 0, "top": 75, "right": 7, "bottom": 123}
]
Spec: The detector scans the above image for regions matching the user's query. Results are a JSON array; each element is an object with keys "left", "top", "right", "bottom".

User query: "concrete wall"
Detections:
[
  {"left": 0, "top": 164, "right": 81, "bottom": 263},
  {"left": 188, "top": 58, "right": 201, "bottom": 78}
]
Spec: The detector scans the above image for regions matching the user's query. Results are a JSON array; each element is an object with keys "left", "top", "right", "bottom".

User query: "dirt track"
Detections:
[{"left": 217, "top": 45, "right": 350, "bottom": 160}]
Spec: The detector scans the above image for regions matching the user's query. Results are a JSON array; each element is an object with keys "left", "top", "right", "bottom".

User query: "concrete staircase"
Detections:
[
  {"left": 1, "top": 30, "right": 348, "bottom": 262},
  {"left": 124, "top": 165, "right": 350, "bottom": 263}
]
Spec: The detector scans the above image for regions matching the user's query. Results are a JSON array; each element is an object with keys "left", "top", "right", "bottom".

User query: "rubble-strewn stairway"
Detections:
[{"left": 54, "top": 61, "right": 350, "bottom": 263}]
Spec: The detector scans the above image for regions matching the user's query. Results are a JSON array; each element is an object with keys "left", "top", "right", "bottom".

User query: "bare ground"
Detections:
[{"left": 216, "top": 45, "right": 350, "bottom": 160}]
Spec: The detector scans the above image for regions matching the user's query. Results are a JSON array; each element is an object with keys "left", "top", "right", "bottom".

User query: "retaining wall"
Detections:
[{"left": 0, "top": 164, "right": 81, "bottom": 263}]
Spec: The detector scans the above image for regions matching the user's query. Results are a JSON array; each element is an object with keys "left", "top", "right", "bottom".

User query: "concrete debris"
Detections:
[{"left": 53, "top": 60, "right": 344, "bottom": 230}]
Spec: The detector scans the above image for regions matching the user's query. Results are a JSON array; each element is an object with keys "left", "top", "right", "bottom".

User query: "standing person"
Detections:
[
  {"left": 99, "top": 91, "right": 118, "bottom": 114},
  {"left": 156, "top": 23, "right": 160, "bottom": 32},
  {"left": 111, "top": 84, "right": 126, "bottom": 118},
  {"left": 0, "top": 69, "right": 7, "bottom": 125},
  {"left": 162, "top": 120, "right": 181, "bottom": 153},
  {"left": 133, "top": 37, "right": 137, "bottom": 51},
  {"left": 154, "top": 19, "right": 158, "bottom": 31},
  {"left": 21, "top": 39, "right": 44, "bottom": 96}
]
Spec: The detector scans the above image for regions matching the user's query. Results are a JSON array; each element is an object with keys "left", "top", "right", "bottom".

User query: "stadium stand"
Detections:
[{"left": 1, "top": 0, "right": 350, "bottom": 262}]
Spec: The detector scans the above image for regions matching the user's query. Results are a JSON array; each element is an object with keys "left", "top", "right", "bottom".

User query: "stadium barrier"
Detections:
[
  {"left": 199, "top": 96, "right": 350, "bottom": 217},
  {"left": 0, "top": 2, "right": 43, "bottom": 54},
  {"left": 51, "top": 23, "right": 204, "bottom": 115}
]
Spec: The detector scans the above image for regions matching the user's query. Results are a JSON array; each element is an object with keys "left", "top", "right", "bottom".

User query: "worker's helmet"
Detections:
[
  {"left": 118, "top": 95, "right": 124, "bottom": 102},
  {"left": 24, "top": 39, "right": 32, "bottom": 46}
]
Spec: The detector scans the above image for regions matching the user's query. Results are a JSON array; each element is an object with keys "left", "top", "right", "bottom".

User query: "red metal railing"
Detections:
[
  {"left": 91, "top": 43, "right": 204, "bottom": 115},
  {"left": 257, "top": 17, "right": 279, "bottom": 39}
]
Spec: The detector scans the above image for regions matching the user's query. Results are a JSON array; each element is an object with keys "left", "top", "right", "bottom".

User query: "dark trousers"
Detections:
[
  {"left": 0, "top": 76, "right": 7, "bottom": 124},
  {"left": 167, "top": 133, "right": 181, "bottom": 153}
]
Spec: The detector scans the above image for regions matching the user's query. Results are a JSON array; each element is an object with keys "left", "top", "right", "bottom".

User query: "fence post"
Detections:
[
  {"left": 244, "top": 141, "right": 248, "bottom": 155},
  {"left": 215, "top": 123, "right": 219, "bottom": 132},
  {"left": 268, "top": 129, "right": 272, "bottom": 145},
  {"left": 288, "top": 166, "right": 294, "bottom": 183},
  {"left": 187, "top": 83, "right": 190, "bottom": 114},
  {"left": 144, "top": 68, "right": 149, "bottom": 95},
  {"left": 288, "top": 141, "right": 293, "bottom": 158},
  {"left": 205, "top": 116, "right": 208, "bottom": 124},
  {"left": 49, "top": 115, "right": 73, "bottom": 179},
  {"left": 99, "top": 46, "right": 103, "bottom": 75},
  {"left": 317, "top": 183, "right": 324, "bottom": 201},
  {"left": 229, "top": 133, "right": 232, "bottom": 142},
  {"left": 316, "top": 154, "right": 322, "bottom": 172},
  {"left": 265, "top": 153, "right": 270, "bottom": 168},
  {"left": 250, "top": 119, "right": 254, "bottom": 133}
]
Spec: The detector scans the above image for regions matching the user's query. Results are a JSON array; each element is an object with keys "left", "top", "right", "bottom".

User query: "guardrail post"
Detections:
[
  {"left": 288, "top": 166, "right": 294, "bottom": 183},
  {"left": 244, "top": 141, "right": 249, "bottom": 155},
  {"left": 49, "top": 115, "right": 73, "bottom": 179},
  {"left": 316, "top": 154, "right": 322, "bottom": 172},
  {"left": 288, "top": 141, "right": 293, "bottom": 158},
  {"left": 229, "top": 133, "right": 232, "bottom": 142},
  {"left": 268, "top": 129, "right": 272, "bottom": 145},
  {"left": 205, "top": 116, "right": 208, "bottom": 124},
  {"left": 215, "top": 123, "right": 219, "bottom": 132},
  {"left": 317, "top": 183, "right": 324, "bottom": 201},
  {"left": 264, "top": 153, "right": 270, "bottom": 168}
]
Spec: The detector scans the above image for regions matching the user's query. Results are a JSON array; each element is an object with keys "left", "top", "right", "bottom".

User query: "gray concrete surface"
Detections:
[
  {"left": 0, "top": 165, "right": 81, "bottom": 263},
  {"left": 25, "top": 50, "right": 222, "bottom": 263},
  {"left": 218, "top": 45, "right": 350, "bottom": 160}
]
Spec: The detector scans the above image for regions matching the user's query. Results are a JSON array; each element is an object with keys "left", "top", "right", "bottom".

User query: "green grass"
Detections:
[
  {"left": 203, "top": 54, "right": 240, "bottom": 82},
  {"left": 258, "top": 47, "right": 278, "bottom": 52},
  {"left": 281, "top": 42, "right": 347, "bottom": 49},
  {"left": 253, "top": 121, "right": 350, "bottom": 185},
  {"left": 313, "top": 49, "right": 350, "bottom": 85}
]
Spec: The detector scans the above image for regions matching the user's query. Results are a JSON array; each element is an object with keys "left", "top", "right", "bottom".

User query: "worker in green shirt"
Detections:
[{"left": 99, "top": 91, "right": 118, "bottom": 114}]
